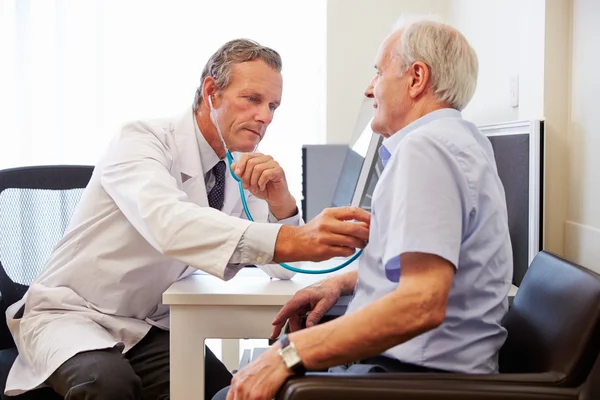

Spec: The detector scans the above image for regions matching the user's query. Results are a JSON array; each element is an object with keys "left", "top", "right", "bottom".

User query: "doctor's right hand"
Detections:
[{"left": 273, "top": 206, "right": 370, "bottom": 263}]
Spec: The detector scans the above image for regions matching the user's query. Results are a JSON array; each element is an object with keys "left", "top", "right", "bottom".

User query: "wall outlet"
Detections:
[{"left": 509, "top": 74, "right": 519, "bottom": 108}]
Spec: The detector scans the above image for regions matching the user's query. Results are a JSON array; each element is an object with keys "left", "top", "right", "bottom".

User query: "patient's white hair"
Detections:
[{"left": 391, "top": 15, "right": 478, "bottom": 111}]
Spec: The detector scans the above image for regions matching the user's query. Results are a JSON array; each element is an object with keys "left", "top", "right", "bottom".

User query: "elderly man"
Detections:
[
  {"left": 4, "top": 39, "right": 370, "bottom": 400},
  {"left": 216, "top": 17, "right": 513, "bottom": 400}
]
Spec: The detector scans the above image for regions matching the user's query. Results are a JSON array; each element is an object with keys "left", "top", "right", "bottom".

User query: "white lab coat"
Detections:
[{"left": 4, "top": 108, "right": 296, "bottom": 395}]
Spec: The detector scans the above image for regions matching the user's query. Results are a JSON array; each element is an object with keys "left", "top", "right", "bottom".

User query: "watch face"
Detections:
[{"left": 280, "top": 345, "right": 301, "bottom": 368}]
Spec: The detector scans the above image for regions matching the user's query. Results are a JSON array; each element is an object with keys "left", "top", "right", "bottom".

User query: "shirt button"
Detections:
[{"left": 256, "top": 256, "right": 264, "bottom": 264}]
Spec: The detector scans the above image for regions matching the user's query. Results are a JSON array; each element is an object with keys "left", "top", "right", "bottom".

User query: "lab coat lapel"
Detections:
[
  {"left": 178, "top": 170, "right": 242, "bottom": 281},
  {"left": 172, "top": 108, "right": 209, "bottom": 207},
  {"left": 181, "top": 175, "right": 208, "bottom": 207},
  {"left": 171, "top": 108, "right": 245, "bottom": 215},
  {"left": 172, "top": 108, "right": 203, "bottom": 181}
]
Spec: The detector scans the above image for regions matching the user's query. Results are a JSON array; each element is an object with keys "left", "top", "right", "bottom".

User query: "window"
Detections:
[
  {"left": 0, "top": 0, "right": 326, "bottom": 361},
  {"left": 0, "top": 0, "right": 326, "bottom": 201}
]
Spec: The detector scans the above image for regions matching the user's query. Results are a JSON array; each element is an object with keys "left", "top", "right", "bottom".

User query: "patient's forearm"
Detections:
[{"left": 289, "top": 285, "right": 443, "bottom": 371}]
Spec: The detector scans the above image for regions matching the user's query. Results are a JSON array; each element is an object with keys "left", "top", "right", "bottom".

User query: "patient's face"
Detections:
[
  {"left": 364, "top": 32, "right": 412, "bottom": 137},
  {"left": 212, "top": 60, "right": 283, "bottom": 153}
]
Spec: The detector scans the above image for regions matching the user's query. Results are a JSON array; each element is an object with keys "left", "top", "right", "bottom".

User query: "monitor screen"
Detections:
[
  {"left": 330, "top": 148, "right": 364, "bottom": 208},
  {"left": 330, "top": 117, "right": 375, "bottom": 208},
  {"left": 479, "top": 120, "right": 544, "bottom": 286},
  {"left": 351, "top": 132, "right": 383, "bottom": 211},
  {"left": 351, "top": 119, "right": 374, "bottom": 158}
]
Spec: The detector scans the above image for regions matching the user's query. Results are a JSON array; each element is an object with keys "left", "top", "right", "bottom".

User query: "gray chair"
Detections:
[{"left": 0, "top": 165, "right": 94, "bottom": 399}]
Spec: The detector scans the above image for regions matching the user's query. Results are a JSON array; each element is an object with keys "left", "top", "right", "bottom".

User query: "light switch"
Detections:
[{"left": 509, "top": 74, "right": 519, "bottom": 108}]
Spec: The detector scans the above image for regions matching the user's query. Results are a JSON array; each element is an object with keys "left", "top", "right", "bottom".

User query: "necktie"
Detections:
[{"left": 207, "top": 160, "right": 226, "bottom": 210}]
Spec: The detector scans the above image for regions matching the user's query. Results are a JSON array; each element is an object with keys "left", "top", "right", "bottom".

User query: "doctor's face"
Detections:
[{"left": 211, "top": 60, "right": 283, "bottom": 152}]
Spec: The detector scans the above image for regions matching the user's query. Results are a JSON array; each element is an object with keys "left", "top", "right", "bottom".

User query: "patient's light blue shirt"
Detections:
[{"left": 346, "top": 108, "right": 513, "bottom": 373}]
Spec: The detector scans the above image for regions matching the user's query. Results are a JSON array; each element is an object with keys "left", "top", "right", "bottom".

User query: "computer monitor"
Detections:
[
  {"left": 351, "top": 120, "right": 374, "bottom": 158},
  {"left": 330, "top": 118, "right": 377, "bottom": 209},
  {"left": 330, "top": 148, "right": 364, "bottom": 208},
  {"left": 349, "top": 120, "right": 544, "bottom": 287},
  {"left": 479, "top": 120, "right": 544, "bottom": 286},
  {"left": 350, "top": 132, "right": 383, "bottom": 211}
]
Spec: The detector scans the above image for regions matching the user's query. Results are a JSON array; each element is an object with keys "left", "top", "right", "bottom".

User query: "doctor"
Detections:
[{"left": 4, "top": 39, "right": 370, "bottom": 400}]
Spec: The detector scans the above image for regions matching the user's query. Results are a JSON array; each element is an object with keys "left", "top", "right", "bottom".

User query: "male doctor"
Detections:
[{"left": 4, "top": 39, "right": 370, "bottom": 400}]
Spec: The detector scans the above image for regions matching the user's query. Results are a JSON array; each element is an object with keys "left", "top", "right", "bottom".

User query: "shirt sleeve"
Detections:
[
  {"left": 380, "top": 133, "right": 470, "bottom": 272},
  {"left": 225, "top": 206, "right": 301, "bottom": 280},
  {"left": 268, "top": 208, "right": 301, "bottom": 224}
]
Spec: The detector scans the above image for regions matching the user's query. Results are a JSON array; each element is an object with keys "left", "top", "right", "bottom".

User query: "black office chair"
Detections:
[
  {"left": 0, "top": 165, "right": 94, "bottom": 399},
  {"left": 278, "top": 351, "right": 600, "bottom": 400},
  {"left": 276, "top": 251, "right": 600, "bottom": 399}
]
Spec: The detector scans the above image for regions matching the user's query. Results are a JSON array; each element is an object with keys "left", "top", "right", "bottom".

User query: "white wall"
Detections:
[
  {"left": 447, "top": 0, "right": 548, "bottom": 124},
  {"left": 448, "top": 0, "right": 521, "bottom": 125},
  {"left": 565, "top": 0, "right": 600, "bottom": 273},
  {"left": 449, "top": 0, "right": 571, "bottom": 258},
  {"left": 517, "top": 0, "right": 546, "bottom": 122},
  {"left": 326, "top": 0, "right": 449, "bottom": 144},
  {"left": 326, "top": 0, "right": 547, "bottom": 141}
]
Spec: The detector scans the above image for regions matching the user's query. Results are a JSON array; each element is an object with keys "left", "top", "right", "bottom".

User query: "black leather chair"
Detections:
[
  {"left": 277, "top": 352, "right": 600, "bottom": 399},
  {"left": 276, "top": 251, "right": 600, "bottom": 399},
  {"left": 0, "top": 165, "right": 93, "bottom": 399}
]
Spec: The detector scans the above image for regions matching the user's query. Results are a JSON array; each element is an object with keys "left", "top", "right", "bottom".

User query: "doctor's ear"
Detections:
[
  {"left": 202, "top": 76, "right": 219, "bottom": 108},
  {"left": 207, "top": 94, "right": 222, "bottom": 110}
]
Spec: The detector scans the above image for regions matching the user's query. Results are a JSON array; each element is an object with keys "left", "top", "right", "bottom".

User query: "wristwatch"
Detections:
[{"left": 277, "top": 334, "right": 306, "bottom": 375}]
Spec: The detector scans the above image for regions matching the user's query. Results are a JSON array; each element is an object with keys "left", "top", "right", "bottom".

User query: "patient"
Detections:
[{"left": 215, "top": 16, "right": 513, "bottom": 400}]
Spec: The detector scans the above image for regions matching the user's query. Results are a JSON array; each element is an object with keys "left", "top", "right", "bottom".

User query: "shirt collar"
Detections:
[
  {"left": 193, "top": 113, "right": 222, "bottom": 175},
  {"left": 379, "top": 108, "right": 462, "bottom": 167}
]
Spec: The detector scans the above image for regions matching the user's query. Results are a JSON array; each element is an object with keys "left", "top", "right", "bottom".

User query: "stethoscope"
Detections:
[{"left": 208, "top": 95, "right": 362, "bottom": 274}]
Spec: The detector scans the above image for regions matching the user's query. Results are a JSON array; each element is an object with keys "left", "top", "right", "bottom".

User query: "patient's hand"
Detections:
[{"left": 271, "top": 278, "right": 343, "bottom": 338}]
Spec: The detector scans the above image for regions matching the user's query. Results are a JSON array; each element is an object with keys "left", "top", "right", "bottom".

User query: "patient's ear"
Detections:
[{"left": 407, "top": 61, "right": 430, "bottom": 100}]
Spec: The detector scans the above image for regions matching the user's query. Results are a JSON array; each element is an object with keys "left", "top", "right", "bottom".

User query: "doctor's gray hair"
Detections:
[
  {"left": 391, "top": 16, "right": 478, "bottom": 111},
  {"left": 193, "top": 39, "right": 282, "bottom": 111}
]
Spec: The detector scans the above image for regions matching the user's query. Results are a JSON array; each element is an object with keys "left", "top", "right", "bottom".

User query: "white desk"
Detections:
[
  {"left": 163, "top": 262, "right": 519, "bottom": 400},
  {"left": 163, "top": 260, "right": 349, "bottom": 400}
]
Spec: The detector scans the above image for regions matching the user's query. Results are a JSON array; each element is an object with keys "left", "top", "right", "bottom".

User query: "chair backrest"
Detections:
[
  {"left": 499, "top": 251, "right": 600, "bottom": 386},
  {"left": 0, "top": 165, "right": 93, "bottom": 286},
  {"left": 0, "top": 165, "right": 93, "bottom": 349},
  {"left": 581, "top": 353, "right": 600, "bottom": 400}
]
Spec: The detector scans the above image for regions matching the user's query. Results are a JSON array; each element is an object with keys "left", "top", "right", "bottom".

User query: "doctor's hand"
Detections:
[
  {"left": 271, "top": 277, "right": 342, "bottom": 338},
  {"left": 226, "top": 345, "right": 291, "bottom": 400},
  {"left": 274, "top": 206, "right": 370, "bottom": 263},
  {"left": 232, "top": 153, "right": 297, "bottom": 220}
]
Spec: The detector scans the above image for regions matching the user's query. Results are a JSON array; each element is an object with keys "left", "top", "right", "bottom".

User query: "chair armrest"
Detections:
[
  {"left": 276, "top": 374, "right": 578, "bottom": 400},
  {"left": 354, "top": 371, "right": 566, "bottom": 386},
  {"left": 279, "top": 371, "right": 565, "bottom": 387}
]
